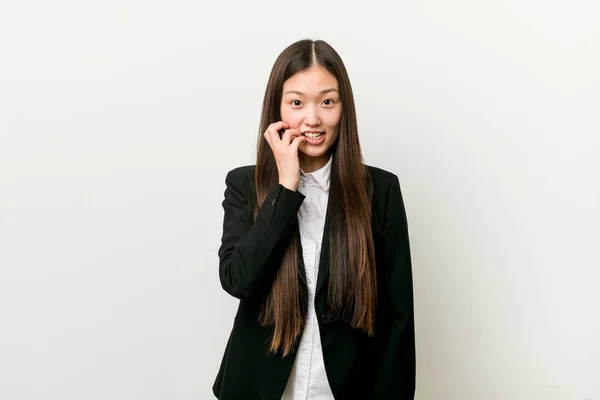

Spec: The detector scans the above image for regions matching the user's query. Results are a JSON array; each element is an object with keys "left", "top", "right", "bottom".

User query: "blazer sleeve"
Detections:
[
  {"left": 217, "top": 168, "right": 306, "bottom": 301},
  {"left": 372, "top": 174, "right": 416, "bottom": 399}
]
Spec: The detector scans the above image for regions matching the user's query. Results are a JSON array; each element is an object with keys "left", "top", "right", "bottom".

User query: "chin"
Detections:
[{"left": 299, "top": 148, "right": 329, "bottom": 158}]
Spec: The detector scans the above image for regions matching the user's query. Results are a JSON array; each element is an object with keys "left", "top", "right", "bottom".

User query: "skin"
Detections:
[
  {"left": 280, "top": 64, "right": 342, "bottom": 173},
  {"left": 263, "top": 64, "right": 342, "bottom": 191}
]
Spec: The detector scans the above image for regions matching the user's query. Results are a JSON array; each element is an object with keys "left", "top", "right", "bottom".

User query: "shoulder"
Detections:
[
  {"left": 365, "top": 164, "right": 398, "bottom": 181},
  {"left": 223, "top": 165, "right": 257, "bottom": 201},
  {"left": 226, "top": 164, "right": 255, "bottom": 176},
  {"left": 364, "top": 164, "right": 406, "bottom": 221},
  {"left": 225, "top": 163, "right": 400, "bottom": 193},
  {"left": 365, "top": 164, "right": 401, "bottom": 193},
  {"left": 224, "top": 165, "right": 255, "bottom": 184}
]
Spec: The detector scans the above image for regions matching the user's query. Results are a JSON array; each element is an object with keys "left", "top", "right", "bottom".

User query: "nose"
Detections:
[{"left": 304, "top": 105, "right": 320, "bottom": 126}]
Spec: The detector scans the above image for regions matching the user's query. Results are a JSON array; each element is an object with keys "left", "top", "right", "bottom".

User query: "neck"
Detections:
[{"left": 299, "top": 152, "right": 330, "bottom": 173}]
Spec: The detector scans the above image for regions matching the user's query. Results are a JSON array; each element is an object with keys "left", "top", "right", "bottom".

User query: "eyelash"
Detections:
[{"left": 290, "top": 99, "right": 336, "bottom": 107}]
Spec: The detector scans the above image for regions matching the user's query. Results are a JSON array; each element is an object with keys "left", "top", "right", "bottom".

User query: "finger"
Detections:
[
  {"left": 267, "top": 121, "right": 289, "bottom": 136},
  {"left": 290, "top": 134, "right": 306, "bottom": 153},
  {"left": 265, "top": 125, "right": 282, "bottom": 144},
  {"left": 265, "top": 126, "right": 283, "bottom": 148},
  {"left": 264, "top": 121, "right": 290, "bottom": 152},
  {"left": 282, "top": 128, "right": 300, "bottom": 145},
  {"left": 263, "top": 128, "right": 273, "bottom": 147},
  {"left": 266, "top": 120, "right": 289, "bottom": 141}
]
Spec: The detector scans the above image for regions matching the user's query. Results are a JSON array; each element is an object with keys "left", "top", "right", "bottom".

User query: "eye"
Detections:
[{"left": 289, "top": 99, "right": 335, "bottom": 107}]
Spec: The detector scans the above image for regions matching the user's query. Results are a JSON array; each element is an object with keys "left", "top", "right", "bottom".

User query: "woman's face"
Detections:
[{"left": 280, "top": 65, "right": 342, "bottom": 160}]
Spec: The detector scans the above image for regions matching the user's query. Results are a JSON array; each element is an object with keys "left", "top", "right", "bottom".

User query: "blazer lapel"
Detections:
[
  {"left": 313, "top": 172, "right": 376, "bottom": 305},
  {"left": 314, "top": 192, "right": 333, "bottom": 302},
  {"left": 300, "top": 167, "right": 376, "bottom": 311},
  {"left": 294, "top": 193, "right": 331, "bottom": 312}
]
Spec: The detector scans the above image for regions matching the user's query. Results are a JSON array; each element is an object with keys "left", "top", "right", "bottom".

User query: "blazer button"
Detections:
[{"left": 271, "top": 198, "right": 276, "bottom": 206}]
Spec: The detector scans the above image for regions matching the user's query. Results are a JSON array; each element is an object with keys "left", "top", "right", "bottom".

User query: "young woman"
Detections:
[{"left": 212, "top": 39, "right": 416, "bottom": 400}]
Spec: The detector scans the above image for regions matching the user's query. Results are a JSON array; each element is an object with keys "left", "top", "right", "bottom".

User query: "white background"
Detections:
[{"left": 1, "top": 0, "right": 599, "bottom": 399}]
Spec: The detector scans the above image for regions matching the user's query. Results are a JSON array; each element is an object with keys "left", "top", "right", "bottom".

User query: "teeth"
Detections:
[{"left": 304, "top": 132, "right": 323, "bottom": 138}]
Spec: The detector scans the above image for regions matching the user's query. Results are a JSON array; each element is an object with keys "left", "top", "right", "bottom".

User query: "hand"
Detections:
[{"left": 263, "top": 121, "right": 306, "bottom": 191}]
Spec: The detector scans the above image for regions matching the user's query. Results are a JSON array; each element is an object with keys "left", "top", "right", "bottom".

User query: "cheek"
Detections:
[
  {"left": 324, "top": 112, "right": 342, "bottom": 129},
  {"left": 280, "top": 109, "right": 302, "bottom": 126}
]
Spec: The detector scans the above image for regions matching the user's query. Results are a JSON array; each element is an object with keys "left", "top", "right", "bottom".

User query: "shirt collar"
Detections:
[{"left": 300, "top": 153, "right": 333, "bottom": 192}]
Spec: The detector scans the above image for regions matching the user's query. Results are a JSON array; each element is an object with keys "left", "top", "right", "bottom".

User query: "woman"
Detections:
[{"left": 213, "top": 39, "right": 416, "bottom": 400}]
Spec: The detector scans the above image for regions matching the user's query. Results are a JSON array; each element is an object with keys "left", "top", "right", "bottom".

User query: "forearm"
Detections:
[{"left": 218, "top": 171, "right": 305, "bottom": 300}]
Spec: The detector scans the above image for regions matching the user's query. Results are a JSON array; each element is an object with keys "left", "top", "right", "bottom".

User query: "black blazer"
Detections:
[{"left": 212, "top": 164, "right": 416, "bottom": 400}]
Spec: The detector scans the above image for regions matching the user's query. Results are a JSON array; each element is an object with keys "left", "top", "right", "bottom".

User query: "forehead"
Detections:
[{"left": 282, "top": 65, "right": 339, "bottom": 94}]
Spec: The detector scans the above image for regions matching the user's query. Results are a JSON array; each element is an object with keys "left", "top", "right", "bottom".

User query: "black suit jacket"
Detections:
[{"left": 212, "top": 164, "right": 416, "bottom": 399}]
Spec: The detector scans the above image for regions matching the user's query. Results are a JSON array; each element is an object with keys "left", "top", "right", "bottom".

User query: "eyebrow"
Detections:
[{"left": 283, "top": 88, "right": 339, "bottom": 96}]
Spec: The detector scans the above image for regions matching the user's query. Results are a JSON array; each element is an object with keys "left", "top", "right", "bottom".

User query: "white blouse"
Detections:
[{"left": 281, "top": 153, "right": 335, "bottom": 400}]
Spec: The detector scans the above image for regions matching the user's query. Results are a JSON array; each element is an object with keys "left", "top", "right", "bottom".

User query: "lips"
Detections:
[{"left": 302, "top": 132, "right": 326, "bottom": 145}]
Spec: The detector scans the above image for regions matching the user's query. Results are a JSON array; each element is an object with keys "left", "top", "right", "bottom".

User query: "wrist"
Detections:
[{"left": 279, "top": 180, "right": 298, "bottom": 192}]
